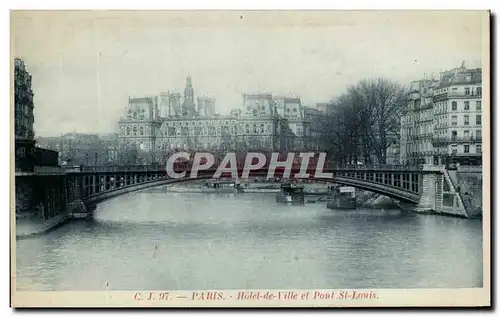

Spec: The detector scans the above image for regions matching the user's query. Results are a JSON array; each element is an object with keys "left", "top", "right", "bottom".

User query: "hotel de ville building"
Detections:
[{"left": 117, "top": 75, "right": 317, "bottom": 164}]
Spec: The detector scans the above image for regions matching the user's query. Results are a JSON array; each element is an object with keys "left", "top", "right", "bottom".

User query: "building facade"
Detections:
[
  {"left": 432, "top": 64, "right": 482, "bottom": 166},
  {"left": 36, "top": 132, "right": 119, "bottom": 166},
  {"left": 14, "top": 58, "right": 36, "bottom": 171},
  {"left": 117, "top": 76, "right": 312, "bottom": 164},
  {"left": 400, "top": 62, "right": 483, "bottom": 166},
  {"left": 400, "top": 79, "right": 438, "bottom": 165}
]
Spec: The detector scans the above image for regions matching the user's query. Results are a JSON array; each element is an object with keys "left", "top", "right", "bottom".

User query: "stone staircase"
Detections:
[
  {"left": 434, "top": 174, "right": 444, "bottom": 213},
  {"left": 441, "top": 169, "right": 468, "bottom": 217}
]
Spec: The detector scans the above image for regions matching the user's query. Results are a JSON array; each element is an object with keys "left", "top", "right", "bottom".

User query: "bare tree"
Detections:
[{"left": 317, "top": 77, "right": 406, "bottom": 165}]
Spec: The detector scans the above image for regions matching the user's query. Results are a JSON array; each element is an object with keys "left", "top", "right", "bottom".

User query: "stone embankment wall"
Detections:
[{"left": 448, "top": 167, "right": 483, "bottom": 218}]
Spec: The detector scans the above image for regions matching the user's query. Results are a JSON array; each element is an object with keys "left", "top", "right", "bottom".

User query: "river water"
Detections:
[{"left": 15, "top": 187, "right": 483, "bottom": 291}]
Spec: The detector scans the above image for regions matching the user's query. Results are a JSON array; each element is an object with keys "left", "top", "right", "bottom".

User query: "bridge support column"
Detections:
[
  {"left": 413, "top": 173, "right": 437, "bottom": 212},
  {"left": 92, "top": 175, "right": 96, "bottom": 195},
  {"left": 403, "top": 172, "right": 443, "bottom": 214}
]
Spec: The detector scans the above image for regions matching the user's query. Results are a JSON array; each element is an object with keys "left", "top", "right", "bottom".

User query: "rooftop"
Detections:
[{"left": 437, "top": 67, "right": 482, "bottom": 88}]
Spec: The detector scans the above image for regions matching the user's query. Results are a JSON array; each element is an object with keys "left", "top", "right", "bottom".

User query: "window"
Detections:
[
  {"left": 260, "top": 124, "right": 265, "bottom": 133},
  {"left": 476, "top": 101, "right": 481, "bottom": 111},
  {"left": 452, "top": 101, "right": 457, "bottom": 110},
  {"left": 252, "top": 124, "right": 257, "bottom": 133},
  {"left": 477, "top": 144, "right": 482, "bottom": 153},
  {"left": 451, "top": 115, "right": 457, "bottom": 126},
  {"left": 245, "top": 125, "right": 250, "bottom": 133},
  {"left": 464, "top": 101, "right": 470, "bottom": 110},
  {"left": 476, "top": 129, "right": 482, "bottom": 140},
  {"left": 476, "top": 115, "right": 482, "bottom": 125},
  {"left": 464, "top": 145, "right": 470, "bottom": 153},
  {"left": 464, "top": 115, "right": 469, "bottom": 125},
  {"left": 132, "top": 127, "right": 137, "bottom": 136},
  {"left": 477, "top": 87, "right": 482, "bottom": 95},
  {"left": 465, "top": 88, "right": 470, "bottom": 95},
  {"left": 451, "top": 131, "right": 457, "bottom": 141},
  {"left": 126, "top": 127, "right": 131, "bottom": 136},
  {"left": 464, "top": 131, "right": 469, "bottom": 139},
  {"left": 252, "top": 109, "right": 258, "bottom": 116},
  {"left": 139, "top": 127, "right": 144, "bottom": 135},
  {"left": 17, "top": 147, "right": 26, "bottom": 158}
]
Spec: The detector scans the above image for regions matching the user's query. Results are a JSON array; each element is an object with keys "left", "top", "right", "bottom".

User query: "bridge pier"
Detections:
[
  {"left": 410, "top": 172, "right": 440, "bottom": 213},
  {"left": 66, "top": 175, "right": 89, "bottom": 219},
  {"left": 92, "top": 175, "right": 97, "bottom": 195}
]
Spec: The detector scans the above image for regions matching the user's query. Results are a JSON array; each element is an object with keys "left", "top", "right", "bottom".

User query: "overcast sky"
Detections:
[{"left": 11, "top": 11, "right": 485, "bottom": 137}]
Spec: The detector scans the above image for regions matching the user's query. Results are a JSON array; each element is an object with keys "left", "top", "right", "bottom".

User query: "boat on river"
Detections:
[
  {"left": 276, "top": 183, "right": 305, "bottom": 204},
  {"left": 200, "top": 179, "right": 243, "bottom": 193},
  {"left": 326, "top": 185, "right": 357, "bottom": 210}
]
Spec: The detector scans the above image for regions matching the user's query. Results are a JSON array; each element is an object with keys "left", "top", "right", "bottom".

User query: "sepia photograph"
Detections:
[{"left": 10, "top": 10, "right": 490, "bottom": 307}]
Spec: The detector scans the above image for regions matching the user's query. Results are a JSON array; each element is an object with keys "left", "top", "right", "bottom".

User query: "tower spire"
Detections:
[{"left": 183, "top": 74, "right": 195, "bottom": 116}]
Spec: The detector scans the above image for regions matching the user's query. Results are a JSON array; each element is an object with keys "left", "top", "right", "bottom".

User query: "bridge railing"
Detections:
[
  {"left": 75, "top": 163, "right": 424, "bottom": 173},
  {"left": 78, "top": 165, "right": 164, "bottom": 173},
  {"left": 330, "top": 164, "right": 423, "bottom": 171}
]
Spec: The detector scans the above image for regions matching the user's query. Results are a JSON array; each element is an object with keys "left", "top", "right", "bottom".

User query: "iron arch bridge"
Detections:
[{"left": 63, "top": 165, "right": 441, "bottom": 207}]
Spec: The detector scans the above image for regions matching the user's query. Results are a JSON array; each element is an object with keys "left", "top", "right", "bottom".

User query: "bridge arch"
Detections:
[{"left": 77, "top": 170, "right": 422, "bottom": 206}]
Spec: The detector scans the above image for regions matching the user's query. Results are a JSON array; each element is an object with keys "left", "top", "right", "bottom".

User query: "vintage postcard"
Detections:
[{"left": 10, "top": 10, "right": 491, "bottom": 307}]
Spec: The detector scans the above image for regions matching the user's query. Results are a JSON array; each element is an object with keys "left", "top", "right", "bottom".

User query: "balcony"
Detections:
[
  {"left": 433, "top": 91, "right": 482, "bottom": 102},
  {"left": 432, "top": 137, "right": 482, "bottom": 146}
]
